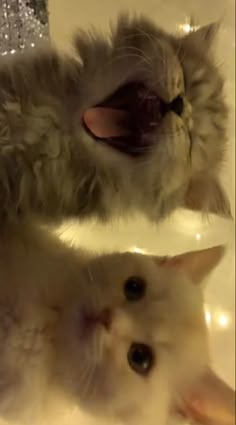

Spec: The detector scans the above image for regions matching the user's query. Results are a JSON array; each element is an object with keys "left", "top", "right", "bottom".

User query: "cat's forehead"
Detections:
[
  {"left": 90, "top": 252, "right": 155, "bottom": 277},
  {"left": 86, "top": 252, "right": 203, "bottom": 319},
  {"left": 88, "top": 252, "right": 183, "bottom": 292}
]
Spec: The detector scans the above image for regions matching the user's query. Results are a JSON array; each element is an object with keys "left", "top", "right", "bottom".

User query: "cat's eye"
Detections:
[
  {"left": 124, "top": 276, "right": 146, "bottom": 301},
  {"left": 128, "top": 343, "right": 154, "bottom": 376}
]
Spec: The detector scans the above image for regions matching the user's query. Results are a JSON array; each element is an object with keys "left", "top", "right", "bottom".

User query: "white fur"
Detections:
[{"left": 0, "top": 223, "right": 222, "bottom": 425}]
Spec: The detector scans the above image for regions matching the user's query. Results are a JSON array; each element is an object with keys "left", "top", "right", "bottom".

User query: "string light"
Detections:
[
  {"left": 129, "top": 246, "right": 147, "bottom": 254},
  {"left": 180, "top": 23, "right": 192, "bottom": 33},
  {"left": 178, "top": 20, "right": 200, "bottom": 34},
  {"left": 0, "top": 0, "right": 49, "bottom": 56},
  {"left": 204, "top": 306, "right": 232, "bottom": 330},
  {"left": 195, "top": 232, "right": 202, "bottom": 241},
  {"left": 218, "top": 312, "right": 230, "bottom": 328},
  {"left": 204, "top": 304, "right": 232, "bottom": 329},
  {"left": 204, "top": 306, "right": 212, "bottom": 327}
]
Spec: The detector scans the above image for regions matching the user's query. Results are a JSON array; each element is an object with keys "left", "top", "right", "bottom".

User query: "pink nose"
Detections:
[
  {"left": 98, "top": 308, "right": 112, "bottom": 329},
  {"left": 85, "top": 308, "right": 112, "bottom": 330}
]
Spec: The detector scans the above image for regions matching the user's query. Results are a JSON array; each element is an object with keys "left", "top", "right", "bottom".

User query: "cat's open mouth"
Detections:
[{"left": 83, "top": 82, "right": 184, "bottom": 157}]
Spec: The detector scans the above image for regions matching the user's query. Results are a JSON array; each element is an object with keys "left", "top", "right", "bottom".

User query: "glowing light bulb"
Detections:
[
  {"left": 181, "top": 23, "right": 191, "bottom": 33},
  {"left": 204, "top": 305, "right": 212, "bottom": 327},
  {"left": 218, "top": 313, "right": 230, "bottom": 328},
  {"left": 179, "top": 22, "right": 200, "bottom": 34},
  {"left": 205, "top": 310, "right": 212, "bottom": 327},
  {"left": 129, "top": 246, "right": 146, "bottom": 254},
  {"left": 196, "top": 233, "right": 202, "bottom": 241}
]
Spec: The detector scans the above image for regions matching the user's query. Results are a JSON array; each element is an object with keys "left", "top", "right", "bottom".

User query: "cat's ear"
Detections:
[
  {"left": 183, "top": 22, "right": 220, "bottom": 51},
  {"left": 183, "top": 176, "right": 232, "bottom": 219},
  {"left": 156, "top": 246, "right": 225, "bottom": 285}
]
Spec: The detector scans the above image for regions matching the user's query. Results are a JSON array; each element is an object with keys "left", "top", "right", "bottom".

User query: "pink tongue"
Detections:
[{"left": 83, "top": 107, "right": 130, "bottom": 139}]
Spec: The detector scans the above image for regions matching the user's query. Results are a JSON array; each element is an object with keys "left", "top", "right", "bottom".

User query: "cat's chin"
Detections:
[{"left": 82, "top": 81, "right": 169, "bottom": 157}]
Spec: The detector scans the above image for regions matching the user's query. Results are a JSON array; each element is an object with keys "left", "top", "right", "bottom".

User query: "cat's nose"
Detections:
[
  {"left": 98, "top": 308, "right": 112, "bottom": 330},
  {"left": 160, "top": 96, "right": 184, "bottom": 117},
  {"left": 85, "top": 308, "right": 112, "bottom": 331},
  {"left": 171, "top": 96, "right": 184, "bottom": 116}
]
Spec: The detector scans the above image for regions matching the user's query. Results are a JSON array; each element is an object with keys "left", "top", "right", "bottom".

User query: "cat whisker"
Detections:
[
  {"left": 86, "top": 266, "right": 102, "bottom": 312},
  {"left": 108, "top": 52, "right": 153, "bottom": 73},
  {"left": 129, "top": 147, "right": 154, "bottom": 154},
  {"left": 117, "top": 29, "right": 166, "bottom": 67},
  {"left": 175, "top": 41, "right": 184, "bottom": 59},
  {"left": 114, "top": 42, "right": 168, "bottom": 82},
  {"left": 113, "top": 42, "right": 169, "bottom": 87},
  {"left": 117, "top": 30, "right": 151, "bottom": 45},
  {"left": 135, "top": 156, "right": 157, "bottom": 171},
  {"left": 113, "top": 47, "right": 157, "bottom": 82},
  {"left": 112, "top": 48, "right": 170, "bottom": 91},
  {"left": 97, "top": 330, "right": 105, "bottom": 363},
  {"left": 80, "top": 337, "right": 98, "bottom": 400},
  {"left": 189, "top": 133, "right": 194, "bottom": 157},
  {"left": 86, "top": 267, "right": 97, "bottom": 308},
  {"left": 77, "top": 358, "right": 93, "bottom": 395},
  {"left": 136, "top": 28, "right": 159, "bottom": 48},
  {"left": 114, "top": 45, "right": 154, "bottom": 69},
  {"left": 84, "top": 365, "right": 97, "bottom": 401},
  {"left": 80, "top": 366, "right": 94, "bottom": 399},
  {"left": 125, "top": 142, "right": 156, "bottom": 153},
  {"left": 138, "top": 28, "right": 169, "bottom": 70}
]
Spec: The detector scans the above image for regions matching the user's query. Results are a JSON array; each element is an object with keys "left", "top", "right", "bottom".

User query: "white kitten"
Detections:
[{"left": 0, "top": 223, "right": 224, "bottom": 425}]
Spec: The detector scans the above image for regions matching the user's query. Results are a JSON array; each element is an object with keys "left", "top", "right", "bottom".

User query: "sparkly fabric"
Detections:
[{"left": 0, "top": 0, "right": 49, "bottom": 56}]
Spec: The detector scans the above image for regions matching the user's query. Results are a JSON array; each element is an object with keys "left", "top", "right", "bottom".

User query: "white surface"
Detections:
[{"left": 48, "top": 0, "right": 235, "bottom": 389}]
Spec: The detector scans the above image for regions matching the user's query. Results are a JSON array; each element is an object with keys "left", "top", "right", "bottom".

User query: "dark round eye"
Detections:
[
  {"left": 127, "top": 343, "right": 154, "bottom": 376},
  {"left": 124, "top": 276, "right": 146, "bottom": 301}
]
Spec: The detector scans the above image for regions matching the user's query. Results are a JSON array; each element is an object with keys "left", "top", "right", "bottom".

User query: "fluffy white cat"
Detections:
[{"left": 0, "top": 222, "right": 226, "bottom": 425}]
